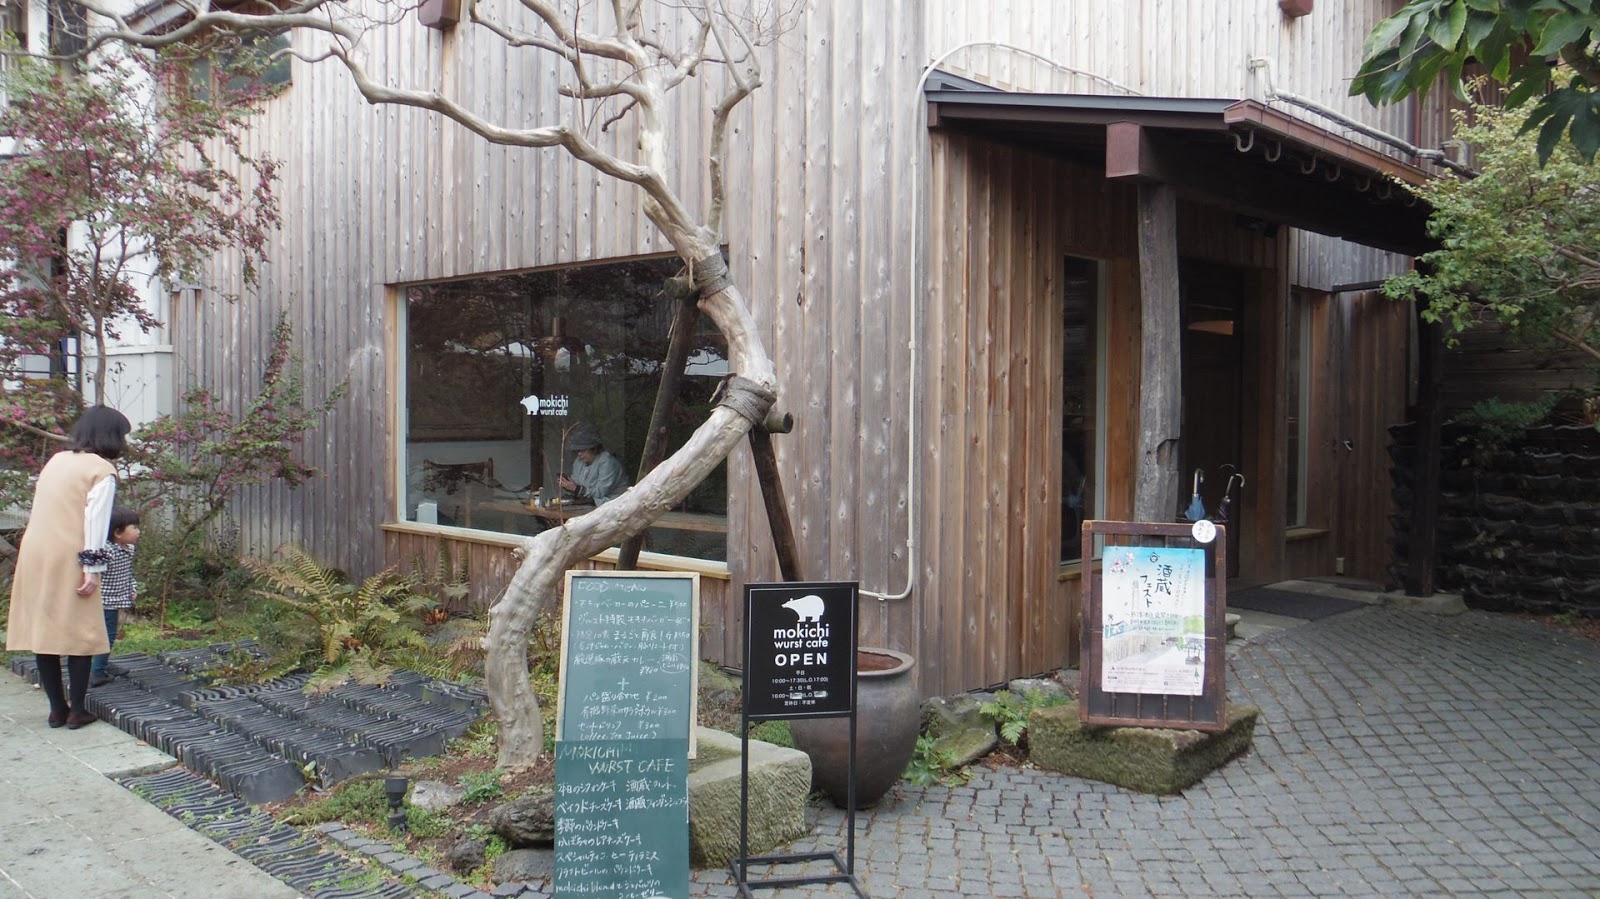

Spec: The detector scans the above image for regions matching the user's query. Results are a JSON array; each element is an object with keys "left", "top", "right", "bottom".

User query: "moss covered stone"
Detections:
[{"left": 1028, "top": 701, "right": 1259, "bottom": 795}]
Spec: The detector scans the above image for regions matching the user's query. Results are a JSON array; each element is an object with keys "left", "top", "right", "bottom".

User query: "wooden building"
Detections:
[{"left": 151, "top": 0, "right": 1450, "bottom": 697}]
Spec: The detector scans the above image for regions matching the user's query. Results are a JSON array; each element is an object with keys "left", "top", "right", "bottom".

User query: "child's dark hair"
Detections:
[{"left": 109, "top": 506, "right": 140, "bottom": 540}]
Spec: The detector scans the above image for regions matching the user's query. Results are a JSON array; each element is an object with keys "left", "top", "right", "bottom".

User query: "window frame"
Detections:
[
  {"left": 391, "top": 256, "right": 731, "bottom": 565},
  {"left": 1285, "top": 289, "right": 1312, "bottom": 529},
  {"left": 1061, "top": 253, "right": 1108, "bottom": 566}
]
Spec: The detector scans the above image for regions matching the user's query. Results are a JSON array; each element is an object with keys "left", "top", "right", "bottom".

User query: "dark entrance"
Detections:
[{"left": 1179, "top": 261, "right": 1245, "bottom": 578}]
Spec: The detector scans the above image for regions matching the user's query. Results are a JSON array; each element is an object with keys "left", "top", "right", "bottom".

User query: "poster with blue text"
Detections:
[{"left": 1100, "top": 546, "right": 1206, "bottom": 695}]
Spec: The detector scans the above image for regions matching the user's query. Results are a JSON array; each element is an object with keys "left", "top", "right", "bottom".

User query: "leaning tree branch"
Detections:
[
  {"left": 703, "top": 7, "right": 758, "bottom": 235},
  {"left": 1, "top": 420, "right": 70, "bottom": 444},
  {"left": 1554, "top": 245, "right": 1600, "bottom": 273},
  {"left": 517, "top": 0, "right": 643, "bottom": 67},
  {"left": 467, "top": 2, "right": 576, "bottom": 59},
  {"left": 1560, "top": 42, "right": 1600, "bottom": 90},
  {"left": 1551, "top": 327, "right": 1600, "bottom": 362}
]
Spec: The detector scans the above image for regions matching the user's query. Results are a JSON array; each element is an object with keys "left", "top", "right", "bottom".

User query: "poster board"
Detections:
[
  {"left": 554, "top": 571, "right": 699, "bottom": 899},
  {"left": 1080, "top": 521, "right": 1228, "bottom": 732}
]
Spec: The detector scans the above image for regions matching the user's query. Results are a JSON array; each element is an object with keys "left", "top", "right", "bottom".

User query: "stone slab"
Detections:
[
  {"left": 686, "top": 726, "right": 811, "bottom": 867},
  {"left": 1028, "top": 700, "right": 1260, "bottom": 795}
]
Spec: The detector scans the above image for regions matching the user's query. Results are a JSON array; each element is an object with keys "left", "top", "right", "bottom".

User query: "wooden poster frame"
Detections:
[{"left": 1080, "top": 520, "right": 1229, "bottom": 733}]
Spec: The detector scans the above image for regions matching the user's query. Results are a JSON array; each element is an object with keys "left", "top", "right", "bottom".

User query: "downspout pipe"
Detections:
[{"left": 858, "top": 43, "right": 1138, "bottom": 604}]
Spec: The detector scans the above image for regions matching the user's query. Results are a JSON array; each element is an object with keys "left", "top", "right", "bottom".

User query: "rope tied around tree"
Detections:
[
  {"left": 687, "top": 251, "right": 735, "bottom": 298},
  {"left": 713, "top": 375, "right": 775, "bottom": 426}
]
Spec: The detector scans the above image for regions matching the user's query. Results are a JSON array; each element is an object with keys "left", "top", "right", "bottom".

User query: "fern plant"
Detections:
[
  {"left": 979, "top": 689, "right": 1068, "bottom": 746},
  {"left": 244, "top": 544, "right": 438, "bottom": 691},
  {"left": 407, "top": 546, "right": 471, "bottom": 617}
]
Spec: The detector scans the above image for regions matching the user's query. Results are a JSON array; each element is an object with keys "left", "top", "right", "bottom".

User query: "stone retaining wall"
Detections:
[{"left": 1389, "top": 422, "right": 1600, "bottom": 616}]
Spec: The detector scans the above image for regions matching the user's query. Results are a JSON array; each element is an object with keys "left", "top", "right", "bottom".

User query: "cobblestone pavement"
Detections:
[{"left": 692, "top": 607, "right": 1600, "bottom": 897}]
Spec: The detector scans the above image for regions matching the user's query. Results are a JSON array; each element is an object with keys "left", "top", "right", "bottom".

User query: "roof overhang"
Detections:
[{"left": 925, "top": 74, "right": 1436, "bottom": 257}]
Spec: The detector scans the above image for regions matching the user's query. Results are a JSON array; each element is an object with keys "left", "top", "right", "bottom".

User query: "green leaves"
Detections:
[
  {"left": 1352, "top": 1, "right": 1600, "bottom": 163},
  {"left": 1533, "top": 10, "right": 1595, "bottom": 54},
  {"left": 1520, "top": 84, "right": 1600, "bottom": 162},
  {"left": 1383, "top": 101, "right": 1600, "bottom": 365}
]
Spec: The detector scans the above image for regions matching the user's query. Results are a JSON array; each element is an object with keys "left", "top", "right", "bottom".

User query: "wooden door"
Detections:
[{"left": 1179, "top": 262, "right": 1245, "bottom": 578}]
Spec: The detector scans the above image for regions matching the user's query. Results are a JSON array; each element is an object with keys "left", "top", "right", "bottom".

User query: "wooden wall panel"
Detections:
[
  {"left": 172, "top": 1, "right": 1418, "bottom": 697},
  {"left": 1442, "top": 325, "right": 1596, "bottom": 415},
  {"left": 382, "top": 526, "right": 734, "bottom": 656}
]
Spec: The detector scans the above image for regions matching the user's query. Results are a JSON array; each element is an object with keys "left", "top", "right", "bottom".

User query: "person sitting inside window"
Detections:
[{"left": 557, "top": 422, "right": 629, "bottom": 505}]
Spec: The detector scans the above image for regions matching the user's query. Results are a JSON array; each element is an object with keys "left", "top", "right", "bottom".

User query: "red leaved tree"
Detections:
[{"left": 0, "top": 43, "right": 281, "bottom": 499}]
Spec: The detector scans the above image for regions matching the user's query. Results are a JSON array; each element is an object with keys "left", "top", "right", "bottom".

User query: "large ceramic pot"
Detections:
[{"left": 789, "top": 647, "right": 918, "bottom": 808}]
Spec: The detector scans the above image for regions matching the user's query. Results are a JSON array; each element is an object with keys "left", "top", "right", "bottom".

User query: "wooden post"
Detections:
[
  {"left": 1405, "top": 308, "right": 1444, "bottom": 596},
  {"left": 748, "top": 427, "right": 803, "bottom": 582},
  {"left": 1133, "top": 182, "right": 1183, "bottom": 523},
  {"left": 618, "top": 285, "right": 700, "bottom": 570}
]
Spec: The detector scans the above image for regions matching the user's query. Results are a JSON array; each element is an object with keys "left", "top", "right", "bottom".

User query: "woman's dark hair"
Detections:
[
  {"left": 109, "top": 505, "right": 140, "bottom": 539},
  {"left": 68, "top": 406, "right": 131, "bottom": 460}
]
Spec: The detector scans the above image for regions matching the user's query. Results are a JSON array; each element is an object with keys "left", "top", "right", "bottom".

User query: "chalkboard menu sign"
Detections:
[
  {"left": 555, "top": 737, "right": 690, "bottom": 898},
  {"left": 555, "top": 571, "right": 700, "bottom": 899},
  {"left": 743, "top": 582, "right": 857, "bottom": 720},
  {"left": 556, "top": 571, "right": 700, "bottom": 746}
]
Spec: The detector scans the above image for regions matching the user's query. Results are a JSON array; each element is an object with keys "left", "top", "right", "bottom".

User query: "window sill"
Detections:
[
  {"left": 1058, "top": 559, "right": 1102, "bottom": 582},
  {"left": 382, "top": 521, "right": 732, "bottom": 580},
  {"left": 1285, "top": 527, "right": 1329, "bottom": 543}
]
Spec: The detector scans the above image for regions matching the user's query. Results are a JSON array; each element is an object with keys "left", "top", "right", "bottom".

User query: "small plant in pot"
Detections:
[{"left": 788, "top": 648, "right": 918, "bottom": 807}]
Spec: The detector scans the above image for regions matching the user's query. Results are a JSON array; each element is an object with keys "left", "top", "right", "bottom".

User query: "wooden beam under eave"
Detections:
[
  {"left": 1105, "top": 121, "right": 1161, "bottom": 181},
  {"left": 1133, "top": 182, "right": 1183, "bottom": 524},
  {"left": 1107, "top": 128, "right": 1433, "bottom": 257}
]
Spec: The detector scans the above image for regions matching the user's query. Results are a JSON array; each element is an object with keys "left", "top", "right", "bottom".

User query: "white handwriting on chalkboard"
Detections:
[
  {"left": 573, "top": 579, "right": 652, "bottom": 593},
  {"left": 574, "top": 613, "right": 691, "bottom": 627},
  {"left": 557, "top": 794, "right": 686, "bottom": 816},
  {"left": 558, "top": 744, "right": 625, "bottom": 760}
]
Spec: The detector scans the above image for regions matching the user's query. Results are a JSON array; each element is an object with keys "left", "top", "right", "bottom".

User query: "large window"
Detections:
[
  {"left": 1061, "top": 256, "right": 1103, "bottom": 563},
  {"left": 400, "top": 255, "right": 728, "bottom": 562}
]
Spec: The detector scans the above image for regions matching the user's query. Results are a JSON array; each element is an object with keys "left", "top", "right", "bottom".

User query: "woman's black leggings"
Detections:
[{"left": 35, "top": 654, "right": 90, "bottom": 713}]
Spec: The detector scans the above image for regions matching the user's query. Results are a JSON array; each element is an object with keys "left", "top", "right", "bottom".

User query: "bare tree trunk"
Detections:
[
  {"left": 485, "top": 279, "right": 775, "bottom": 768},
  {"left": 61, "top": 0, "right": 790, "bottom": 771}
]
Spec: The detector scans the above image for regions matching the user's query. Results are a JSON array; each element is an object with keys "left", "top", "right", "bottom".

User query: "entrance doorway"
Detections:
[{"left": 1179, "top": 262, "right": 1245, "bottom": 578}]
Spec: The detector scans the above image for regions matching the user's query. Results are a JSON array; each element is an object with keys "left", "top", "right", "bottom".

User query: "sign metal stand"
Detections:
[{"left": 732, "top": 581, "right": 868, "bottom": 898}]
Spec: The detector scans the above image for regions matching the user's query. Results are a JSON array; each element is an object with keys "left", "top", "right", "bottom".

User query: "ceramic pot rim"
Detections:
[{"left": 857, "top": 647, "right": 915, "bottom": 677}]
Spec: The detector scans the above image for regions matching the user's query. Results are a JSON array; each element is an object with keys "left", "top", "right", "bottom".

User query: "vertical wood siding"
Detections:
[
  {"left": 920, "top": 133, "right": 1284, "bottom": 695},
  {"left": 178, "top": 0, "right": 1414, "bottom": 697}
]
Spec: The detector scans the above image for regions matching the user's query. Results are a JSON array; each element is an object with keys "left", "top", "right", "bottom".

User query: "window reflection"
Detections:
[
  {"left": 1062, "top": 256, "right": 1098, "bottom": 563},
  {"left": 403, "top": 256, "right": 728, "bottom": 562}
]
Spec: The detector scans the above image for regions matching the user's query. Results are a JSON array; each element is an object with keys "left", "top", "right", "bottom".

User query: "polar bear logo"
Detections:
[{"left": 781, "top": 594, "right": 825, "bottom": 623}]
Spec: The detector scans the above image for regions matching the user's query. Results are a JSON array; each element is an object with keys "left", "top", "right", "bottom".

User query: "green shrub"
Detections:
[
  {"left": 902, "top": 733, "right": 967, "bottom": 787},
  {"left": 459, "top": 770, "right": 505, "bottom": 804},
  {"left": 279, "top": 776, "right": 388, "bottom": 826},
  {"left": 1457, "top": 395, "right": 1559, "bottom": 450},
  {"left": 747, "top": 720, "right": 793, "bottom": 749}
]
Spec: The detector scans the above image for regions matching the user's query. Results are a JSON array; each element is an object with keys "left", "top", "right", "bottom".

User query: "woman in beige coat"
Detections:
[{"left": 6, "top": 406, "right": 130, "bottom": 729}]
